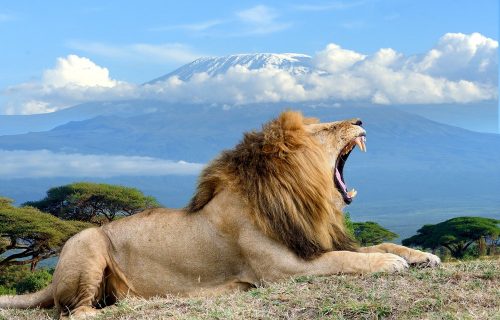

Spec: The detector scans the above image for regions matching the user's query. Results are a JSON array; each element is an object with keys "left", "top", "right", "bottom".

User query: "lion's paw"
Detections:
[
  {"left": 406, "top": 251, "right": 441, "bottom": 268},
  {"left": 368, "top": 253, "right": 409, "bottom": 273}
]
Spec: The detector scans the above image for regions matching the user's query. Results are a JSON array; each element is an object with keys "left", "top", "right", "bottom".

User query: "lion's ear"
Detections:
[
  {"left": 278, "top": 111, "right": 304, "bottom": 131},
  {"left": 262, "top": 111, "right": 307, "bottom": 156}
]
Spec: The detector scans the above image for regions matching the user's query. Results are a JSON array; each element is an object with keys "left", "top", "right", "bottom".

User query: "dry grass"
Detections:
[{"left": 1, "top": 259, "right": 498, "bottom": 320}]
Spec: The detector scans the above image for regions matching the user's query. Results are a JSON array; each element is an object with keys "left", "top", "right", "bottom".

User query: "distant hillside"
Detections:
[
  {"left": 1, "top": 103, "right": 499, "bottom": 163},
  {"left": 0, "top": 100, "right": 174, "bottom": 136},
  {"left": 0, "top": 102, "right": 499, "bottom": 239}
]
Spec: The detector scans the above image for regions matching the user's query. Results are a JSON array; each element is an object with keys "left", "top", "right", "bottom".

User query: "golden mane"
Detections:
[{"left": 187, "top": 111, "right": 357, "bottom": 259}]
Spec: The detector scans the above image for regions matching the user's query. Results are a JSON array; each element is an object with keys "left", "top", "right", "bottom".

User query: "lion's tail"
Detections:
[{"left": 0, "top": 283, "right": 54, "bottom": 309}]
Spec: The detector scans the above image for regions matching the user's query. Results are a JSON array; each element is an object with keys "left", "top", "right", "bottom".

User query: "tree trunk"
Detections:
[
  {"left": 478, "top": 237, "right": 487, "bottom": 256},
  {"left": 30, "top": 256, "right": 41, "bottom": 271}
]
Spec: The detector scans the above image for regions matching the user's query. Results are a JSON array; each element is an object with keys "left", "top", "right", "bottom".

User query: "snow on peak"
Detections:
[{"left": 148, "top": 53, "right": 313, "bottom": 83}]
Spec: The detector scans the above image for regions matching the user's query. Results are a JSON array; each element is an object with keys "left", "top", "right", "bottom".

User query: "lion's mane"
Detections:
[{"left": 187, "top": 111, "right": 357, "bottom": 259}]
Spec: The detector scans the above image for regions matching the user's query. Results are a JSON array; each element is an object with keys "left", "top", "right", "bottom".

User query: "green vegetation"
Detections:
[
  {"left": 352, "top": 221, "right": 398, "bottom": 246},
  {"left": 343, "top": 212, "right": 356, "bottom": 237},
  {"left": 0, "top": 259, "right": 497, "bottom": 319},
  {"left": 0, "top": 197, "right": 91, "bottom": 270},
  {"left": 24, "top": 182, "right": 160, "bottom": 224},
  {"left": 344, "top": 213, "right": 398, "bottom": 246},
  {"left": 1, "top": 182, "right": 159, "bottom": 282},
  {"left": 403, "top": 217, "right": 499, "bottom": 259},
  {"left": 0, "top": 266, "right": 53, "bottom": 295},
  {"left": 13, "top": 268, "right": 52, "bottom": 294}
]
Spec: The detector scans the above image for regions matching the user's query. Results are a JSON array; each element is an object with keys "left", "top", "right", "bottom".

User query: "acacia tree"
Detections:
[
  {"left": 24, "top": 182, "right": 160, "bottom": 224},
  {"left": 353, "top": 221, "right": 399, "bottom": 246},
  {"left": 0, "top": 197, "right": 91, "bottom": 271},
  {"left": 402, "top": 217, "right": 499, "bottom": 258}
]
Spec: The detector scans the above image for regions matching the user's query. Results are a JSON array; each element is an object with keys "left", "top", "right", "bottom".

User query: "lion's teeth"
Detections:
[
  {"left": 355, "top": 137, "right": 366, "bottom": 152},
  {"left": 347, "top": 189, "right": 357, "bottom": 198}
]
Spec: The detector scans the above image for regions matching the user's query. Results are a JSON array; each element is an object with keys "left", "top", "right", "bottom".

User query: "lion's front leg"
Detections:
[
  {"left": 247, "top": 249, "right": 410, "bottom": 281},
  {"left": 239, "top": 229, "right": 410, "bottom": 281},
  {"left": 357, "top": 243, "right": 441, "bottom": 267}
]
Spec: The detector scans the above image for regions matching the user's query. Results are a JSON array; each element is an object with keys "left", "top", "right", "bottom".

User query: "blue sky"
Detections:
[
  {"left": 1, "top": 0, "right": 497, "bottom": 84},
  {"left": 0, "top": 0, "right": 498, "bottom": 132}
]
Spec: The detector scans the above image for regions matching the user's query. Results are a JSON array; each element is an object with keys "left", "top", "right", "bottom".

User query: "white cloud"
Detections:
[
  {"left": 143, "top": 33, "right": 497, "bottom": 105},
  {"left": 67, "top": 41, "right": 203, "bottom": 64},
  {"left": 167, "top": 32, "right": 497, "bottom": 104},
  {"left": 2, "top": 33, "right": 498, "bottom": 114},
  {"left": 0, "top": 150, "right": 204, "bottom": 179},
  {"left": 314, "top": 43, "right": 366, "bottom": 72},
  {"left": 410, "top": 32, "right": 498, "bottom": 84},
  {"left": 9, "top": 100, "right": 57, "bottom": 115},
  {"left": 144, "top": 66, "right": 308, "bottom": 104},
  {"left": 43, "top": 55, "right": 117, "bottom": 88},
  {"left": 150, "top": 6, "right": 290, "bottom": 37},
  {"left": 237, "top": 5, "right": 277, "bottom": 25},
  {"left": 3, "top": 55, "right": 136, "bottom": 114},
  {"left": 149, "top": 20, "right": 224, "bottom": 32},
  {"left": 236, "top": 5, "right": 291, "bottom": 35}
]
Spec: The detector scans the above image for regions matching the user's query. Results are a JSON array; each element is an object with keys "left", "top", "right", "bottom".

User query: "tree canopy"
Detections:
[
  {"left": 343, "top": 213, "right": 398, "bottom": 246},
  {"left": 352, "top": 221, "right": 399, "bottom": 246},
  {"left": 402, "top": 216, "right": 499, "bottom": 258},
  {"left": 24, "top": 182, "right": 160, "bottom": 224},
  {"left": 0, "top": 197, "right": 91, "bottom": 270}
]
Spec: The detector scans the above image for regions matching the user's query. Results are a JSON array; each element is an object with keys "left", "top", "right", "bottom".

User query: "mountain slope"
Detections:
[
  {"left": 0, "top": 102, "right": 498, "bottom": 163},
  {"left": 0, "top": 100, "right": 170, "bottom": 136},
  {"left": 0, "top": 102, "right": 499, "bottom": 238},
  {"left": 0, "top": 102, "right": 499, "bottom": 196},
  {"left": 147, "top": 53, "right": 312, "bottom": 83}
]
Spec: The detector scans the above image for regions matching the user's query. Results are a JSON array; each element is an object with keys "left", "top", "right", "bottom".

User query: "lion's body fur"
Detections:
[
  {"left": 187, "top": 111, "right": 356, "bottom": 259},
  {"left": 0, "top": 111, "right": 440, "bottom": 318}
]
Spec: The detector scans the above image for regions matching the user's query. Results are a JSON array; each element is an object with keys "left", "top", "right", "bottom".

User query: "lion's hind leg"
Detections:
[
  {"left": 52, "top": 228, "right": 112, "bottom": 318},
  {"left": 358, "top": 243, "right": 441, "bottom": 267}
]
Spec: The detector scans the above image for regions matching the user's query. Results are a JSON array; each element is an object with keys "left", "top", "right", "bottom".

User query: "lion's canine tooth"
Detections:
[{"left": 354, "top": 137, "right": 366, "bottom": 152}]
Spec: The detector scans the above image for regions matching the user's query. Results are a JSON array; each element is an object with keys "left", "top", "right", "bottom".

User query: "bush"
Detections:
[
  {"left": 14, "top": 269, "right": 53, "bottom": 294},
  {"left": 0, "top": 266, "right": 53, "bottom": 295},
  {"left": 0, "top": 285, "right": 15, "bottom": 295},
  {"left": 344, "top": 212, "right": 355, "bottom": 237},
  {"left": 0, "top": 265, "right": 31, "bottom": 289}
]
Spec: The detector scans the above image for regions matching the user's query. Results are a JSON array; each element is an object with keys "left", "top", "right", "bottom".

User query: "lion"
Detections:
[{"left": 0, "top": 111, "right": 440, "bottom": 318}]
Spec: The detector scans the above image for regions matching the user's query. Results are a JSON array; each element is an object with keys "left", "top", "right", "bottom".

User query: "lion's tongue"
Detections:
[{"left": 335, "top": 168, "right": 347, "bottom": 192}]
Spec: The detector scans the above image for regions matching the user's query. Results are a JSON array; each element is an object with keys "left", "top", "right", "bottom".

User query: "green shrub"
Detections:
[
  {"left": 14, "top": 269, "right": 53, "bottom": 294},
  {"left": 0, "top": 265, "right": 32, "bottom": 289},
  {"left": 0, "top": 285, "right": 16, "bottom": 295},
  {"left": 344, "top": 212, "right": 355, "bottom": 237},
  {"left": 462, "top": 245, "right": 481, "bottom": 261}
]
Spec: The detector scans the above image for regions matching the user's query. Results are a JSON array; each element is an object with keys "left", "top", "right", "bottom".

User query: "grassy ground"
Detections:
[{"left": 1, "top": 259, "right": 498, "bottom": 320}]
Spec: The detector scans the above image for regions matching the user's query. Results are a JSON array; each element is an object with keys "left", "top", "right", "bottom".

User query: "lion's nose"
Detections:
[{"left": 351, "top": 119, "right": 363, "bottom": 126}]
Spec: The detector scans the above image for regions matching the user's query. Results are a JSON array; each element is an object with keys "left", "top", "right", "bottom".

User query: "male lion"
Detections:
[{"left": 0, "top": 111, "right": 440, "bottom": 318}]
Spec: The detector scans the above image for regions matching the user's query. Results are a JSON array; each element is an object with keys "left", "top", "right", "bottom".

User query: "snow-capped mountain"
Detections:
[{"left": 147, "top": 53, "right": 312, "bottom": 83}]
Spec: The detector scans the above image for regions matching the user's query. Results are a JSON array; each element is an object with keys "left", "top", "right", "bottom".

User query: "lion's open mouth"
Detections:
[{"left": 334, "top": 135, "right": 366, "bottom": 204}]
